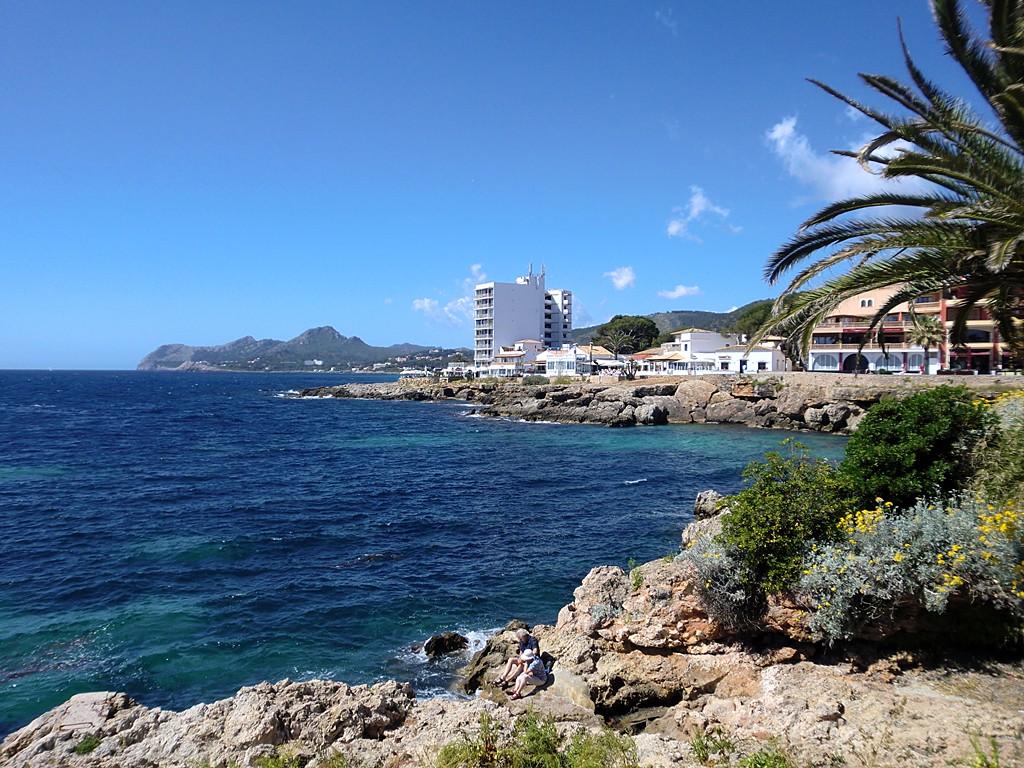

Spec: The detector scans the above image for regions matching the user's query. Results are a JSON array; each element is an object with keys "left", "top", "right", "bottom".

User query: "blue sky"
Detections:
[{"left": 1, "top": 1, "right": 986, "bottom": 369}]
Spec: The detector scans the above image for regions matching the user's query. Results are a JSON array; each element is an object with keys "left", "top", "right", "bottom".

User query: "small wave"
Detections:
[
  {"left": 331, "top": 552, "right": 404, "bottom": 568},
  {"left": 623, "top": 478, "right": 648, "bottom": 485}
]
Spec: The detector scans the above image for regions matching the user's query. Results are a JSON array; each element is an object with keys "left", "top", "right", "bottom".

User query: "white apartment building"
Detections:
[
  {"left": 632, "top": 328, "right": 787, "bottom": 376},
  {"left": 474, "top": 267, "right": 573, "bottom": 365}
]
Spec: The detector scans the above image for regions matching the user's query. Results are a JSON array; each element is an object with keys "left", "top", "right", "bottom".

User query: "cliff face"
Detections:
[{"left": 298, "top": 372, "right": 1024, "bottom": 434}]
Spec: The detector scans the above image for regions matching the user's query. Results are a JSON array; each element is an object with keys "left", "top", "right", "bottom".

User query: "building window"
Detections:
[
  {"left": 758, "top": 361, "right": 768, "bottom": 371},
  {"left": 812, "top": 354, "right": 839, "bottom": 371},
  {"left": 720, "top": 361, "right": 730, "bottom": 370}
]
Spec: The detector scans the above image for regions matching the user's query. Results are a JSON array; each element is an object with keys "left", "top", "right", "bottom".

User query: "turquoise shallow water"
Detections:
[{"left": 0, "top": 371, "right": 846, "bottom": 737}]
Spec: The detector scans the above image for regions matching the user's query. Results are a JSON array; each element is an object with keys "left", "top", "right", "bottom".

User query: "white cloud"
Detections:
[
  {"left": 766, "top": 115, "right": 928, "bottom": 202},
  {"left": 658, "top": 284, "right": 701, "bottom": 300},
  {"left": 604, "top": 266, "right": 636, "bottom": 290},
  {"left": 412, "top": 297, "right": 442, "bottom": 320},
  {"left": 666, "top": 186, "right": 731, "bottom": 241},
  {"left": 412, "top": 264, "right": 487, "bottom": 326},
  {"left": 460, "top": 263, "right": 486, "bottom": 295}
]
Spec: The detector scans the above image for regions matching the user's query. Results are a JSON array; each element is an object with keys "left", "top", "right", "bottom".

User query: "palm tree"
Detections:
[
  {"left": 907, "top": 310, "right": 947, "bottom": 373},
  {"left": 599, "top": 328, "right": 638, "bottom": 359},
  {"left": 755, "top": 0, "right": 1024, "bottom": 360}
]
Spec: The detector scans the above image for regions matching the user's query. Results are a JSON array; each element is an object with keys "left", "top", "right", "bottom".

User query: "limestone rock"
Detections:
[
  {"left": 424, "top": 631, "right": 469, "bottom": 658},
  {"left": 692, "top": 489, "right": 725, "bottom": 520},
  {"left": 556, "top": 566, "right": 631, "bottom": 635},
  {"left": 1, "top": 679, "right": 416, "bottom": 768}
]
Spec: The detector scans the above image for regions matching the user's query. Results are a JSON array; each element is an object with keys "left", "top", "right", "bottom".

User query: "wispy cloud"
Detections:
[
  {"left": 412, "top": 264, "right": 487, "bottom": 326},
  {"left": 604, "top": 266, "right": 635, "bottom": 290},
  {"left": 666, "top": 186, "right": 732, "bottom": 241},
  {"left": 655, "top": 7, "right": 677, "bottom": 35},
  {"left": 412, "top": 297, "right": 442, "bottom": 319},
  {"left": 766, "top": 115, "right": 928, "bottom": 202},
  {"left": 658, "top": 284, "right": 701, "bottom": 300}
]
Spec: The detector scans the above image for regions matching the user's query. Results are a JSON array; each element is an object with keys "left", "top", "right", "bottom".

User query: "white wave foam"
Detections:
[{"left": 623, "top": 478, "right": 648, "bottom": 485}]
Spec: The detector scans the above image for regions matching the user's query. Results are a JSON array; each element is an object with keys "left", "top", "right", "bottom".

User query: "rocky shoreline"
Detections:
[
  {"left": 7, "top": 375, "right": 1024, "bottom": 766},
  {"left": 5, "top": 503, "right": 1022, "bottom": 767},
  {"left": 296, "top": 372, "right": 1024, "bottom": 433}
]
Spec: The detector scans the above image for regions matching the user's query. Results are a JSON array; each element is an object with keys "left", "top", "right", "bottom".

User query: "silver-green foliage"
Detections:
[
  {"left": 678, "top": 533, "right": 764, "bottom": 631},
  {"left": 799, "top": 496, "right": 1024, "bottom": 643}
]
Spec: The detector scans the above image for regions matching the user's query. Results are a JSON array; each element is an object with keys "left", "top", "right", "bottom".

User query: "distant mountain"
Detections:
[
  {"left": 570, "top": 300, "right": 772, "bottom": 345},
  {"left": 137, "top": 326, "right": 462, "bottom": 372}
]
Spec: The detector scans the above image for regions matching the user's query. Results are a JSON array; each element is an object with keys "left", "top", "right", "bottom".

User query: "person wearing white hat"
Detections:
[
  {"left": 493, "top": 628, "right": 540, "bottom": 688},
  {"left": 508, "top": 647, "right": 547, "bottom": 700}
]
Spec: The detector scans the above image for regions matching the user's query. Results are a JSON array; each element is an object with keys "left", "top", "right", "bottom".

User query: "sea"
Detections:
[{"left": 0, "top": 370, "right": 846, "bottom": 737}]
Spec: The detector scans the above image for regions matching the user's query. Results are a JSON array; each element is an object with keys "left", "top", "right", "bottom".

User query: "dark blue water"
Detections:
[{"left": 0, "top": 371, "right": 845, "bottom": 736}]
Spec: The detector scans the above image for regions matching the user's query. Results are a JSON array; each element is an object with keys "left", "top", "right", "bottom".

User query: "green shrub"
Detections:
[
  {"left": 522, "top": 375, "right": 549, "bottom": 385},
  {"left": 627, "top": 557, "right": 643, "bottom": 590},
  {"left": 738, "top": 748, "right": 795, "bottom": 768},
  {"left": 975, "top": 390, "right": 1024, "bottom": 506},
  {"left": 840, "top": 386, "right": 997, "bottom": 510},
  {"left": 72, "top": 733, "right": 102, "bottom": 755},
  {"left": 437, "top": 711, "right": 638, "bottom": 768},
  {"left": 689, "top": 726, "right": 735, "bottom": 765},
  {"left": 799, "top": 495, "right": 1024, "bottom": 644},
  {"left": 255, "top": 747, "right": 305, "bottom": 768},
  {"left": 719, "top": 441, "right": 856, "bottom": 597}
]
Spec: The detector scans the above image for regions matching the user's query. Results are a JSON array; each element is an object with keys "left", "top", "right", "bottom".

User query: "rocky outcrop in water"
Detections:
[{"left": 297, "top": 373, "right": 1024, "bottom": 434}]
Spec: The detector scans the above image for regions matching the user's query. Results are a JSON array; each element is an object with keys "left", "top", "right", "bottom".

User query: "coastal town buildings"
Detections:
[
  {"left": 631, "top": 328, "right": 786, "bottom": 376},
  {"left": 473, "top": 267, "right": 572, "bottom": 366},
  {"left": 537, "top": 344, "right": 616, "bottom": 377},
  {"left": 481, "top": 339, "right": 547, "bottom": 377},
  {"left": 804, "top": 284, "right": 1011, "bottom": 373}
]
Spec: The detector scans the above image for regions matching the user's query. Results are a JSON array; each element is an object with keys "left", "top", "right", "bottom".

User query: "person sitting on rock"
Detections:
[
  {"left": 508, "top": 648, "right": 547, "bottom": 700},
  {"left": 493, "top": 628, "right": 539, "bottom": 688}
]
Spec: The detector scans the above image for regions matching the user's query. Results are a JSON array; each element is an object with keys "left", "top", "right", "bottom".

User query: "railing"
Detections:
[
  {"left": 815, "top": 318, "right": 927, "bottom": 330},
  {"left": 811, "top": 343, "right": 919, "bottom": 351}
]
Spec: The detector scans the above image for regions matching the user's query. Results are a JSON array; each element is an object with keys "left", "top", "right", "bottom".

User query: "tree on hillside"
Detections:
[
  {"left": 593, "top": 315, "right": 660, "bottom": 357},
  {"left": 724, "top": 300, "right": 774, "bottom": 340},
  {"left": 754, "top": 0, "right": 1024, "bottom": 360}
]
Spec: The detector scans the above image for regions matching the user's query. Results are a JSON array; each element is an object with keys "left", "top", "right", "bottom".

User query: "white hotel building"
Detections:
[{"left": 474, "top": 267, "right": 573, "bottom": 366}]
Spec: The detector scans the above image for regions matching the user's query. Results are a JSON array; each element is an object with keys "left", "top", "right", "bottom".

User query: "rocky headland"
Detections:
[
  {"left": 296, "top": 372, "right": 1024, "bottom": 433},
  {"left": 5, "top": 500, "right": 1022, "bottom": 767}
]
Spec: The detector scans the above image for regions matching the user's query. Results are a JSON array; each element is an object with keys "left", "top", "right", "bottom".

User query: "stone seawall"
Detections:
[{"left": 298, "top": 372, "right": 1024, "bottom": 434}]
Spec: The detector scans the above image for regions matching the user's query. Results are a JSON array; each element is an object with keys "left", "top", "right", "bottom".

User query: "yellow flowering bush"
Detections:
[{"left": 799, "top": 495, "right": 1024, "bottom": 643}]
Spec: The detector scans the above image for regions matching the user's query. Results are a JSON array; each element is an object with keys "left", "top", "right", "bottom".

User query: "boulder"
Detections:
[
  {"left": 692, "top": 489, "right": 725, "bottom": 520},
  {"left": 424, "top": 632, "right": 469, "bottom": 658}
]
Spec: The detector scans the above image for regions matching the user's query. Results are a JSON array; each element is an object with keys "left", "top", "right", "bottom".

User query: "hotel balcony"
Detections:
[{"left": 811, "top": 342, "right": 920, "bottom": 352}]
